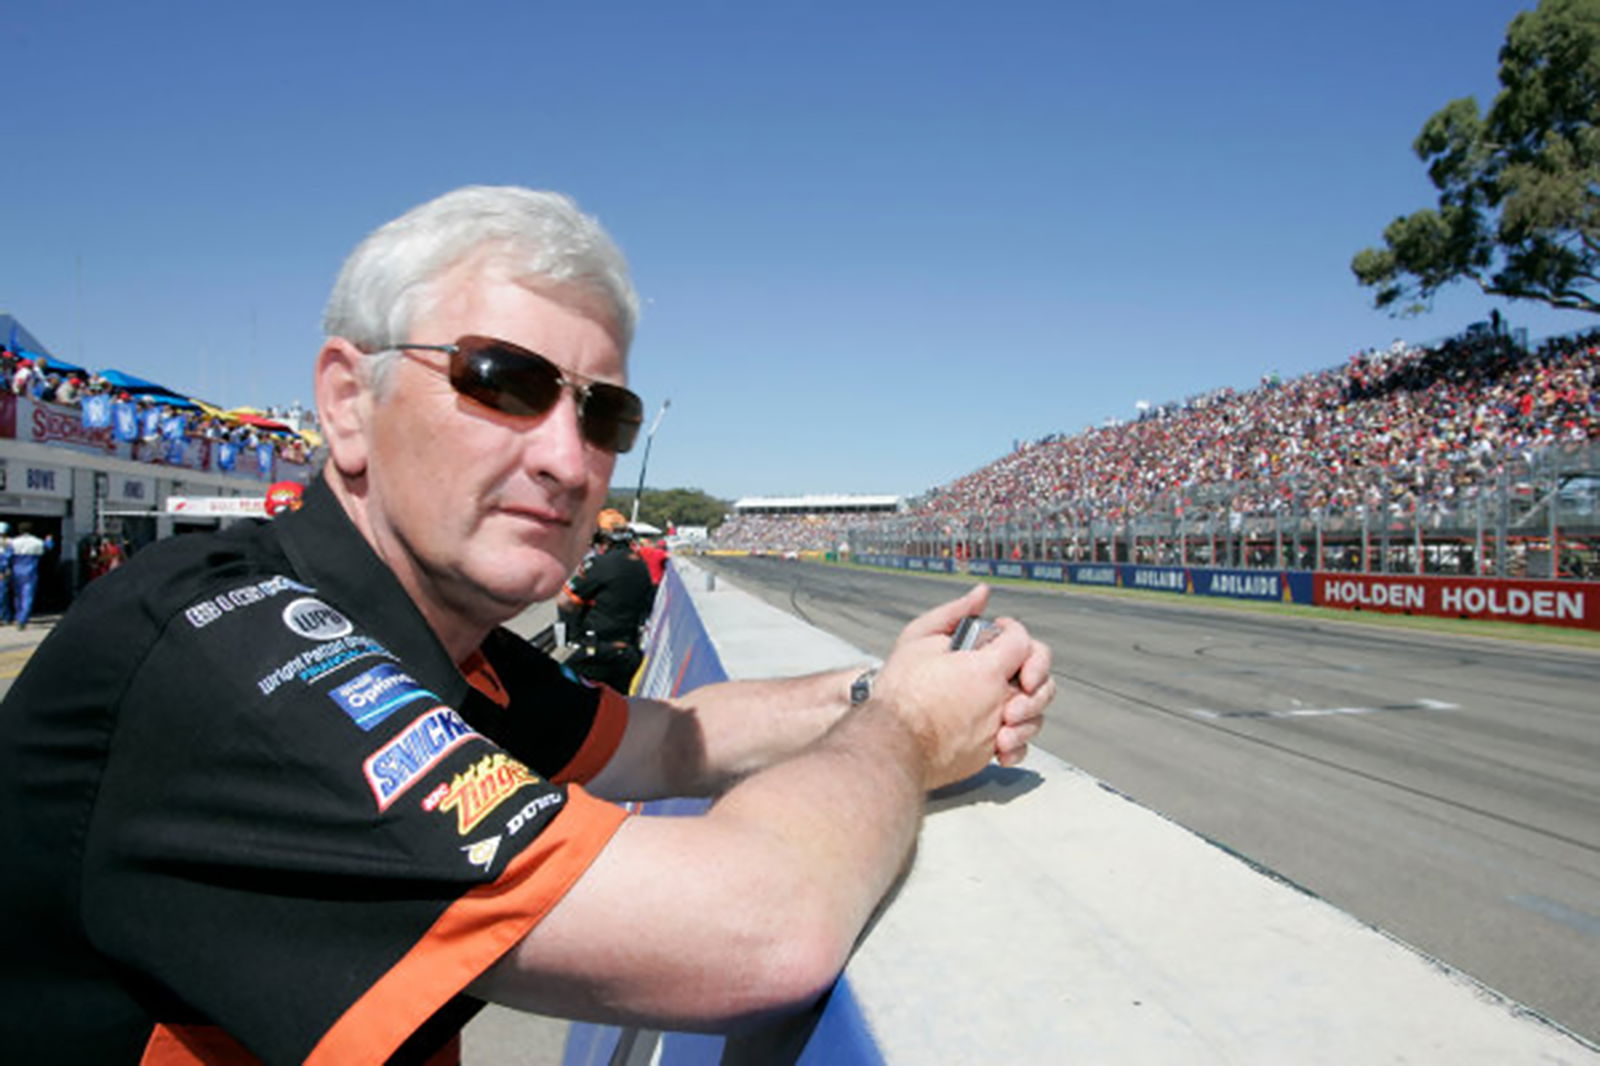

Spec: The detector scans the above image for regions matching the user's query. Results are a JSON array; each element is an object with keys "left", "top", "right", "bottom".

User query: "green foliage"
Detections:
[
  {"left": 604, "top": 487, "right": 731, "bottom": 532},
  {"left": 1353, "top": 0, "right": 1600, "bottom": 315}
]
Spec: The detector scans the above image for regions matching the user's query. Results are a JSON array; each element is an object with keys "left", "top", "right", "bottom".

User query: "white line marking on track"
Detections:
[{"left": 1190, "top": 699, "right": 1460, "bottom": 720}]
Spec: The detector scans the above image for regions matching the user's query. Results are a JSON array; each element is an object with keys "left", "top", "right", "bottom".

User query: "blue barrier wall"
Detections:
[
  {"left": 562, "top": 563, "right": 884, "bottom": 1066},
  {"left": 854, "top": 553, "right": 1319, "bottom": 607}
]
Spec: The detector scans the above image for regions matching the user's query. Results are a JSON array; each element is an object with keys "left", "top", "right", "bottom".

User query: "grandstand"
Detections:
[
  {"left": 711, "top": 493, "right": 902, "bottom": 555},
  {"left": 718, "top": 322, "right": 1598, "bottom": 581},
  {"left": 0, "top": 312, "right": 320, "bottom": 611}
]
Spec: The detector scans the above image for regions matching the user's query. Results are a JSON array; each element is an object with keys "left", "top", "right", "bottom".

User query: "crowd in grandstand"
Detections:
[
  {"left": 913, "top": 326, "right": 1597, "bottom": 529},
  {"left": 710, "top": 512, "right": 854, "bottom": 553},
  {"left": 713, "top": 324, "right": 1600, "bottom": 553},
  {"left": 1, "top": 346, "right": 317, "bottom": 465}
]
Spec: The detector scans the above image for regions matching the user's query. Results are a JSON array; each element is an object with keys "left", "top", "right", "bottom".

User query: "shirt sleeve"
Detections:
[
  {"left": 466, "top": 629, "right": 630, "bottom": 784},
  {"left": 80, "top": 581, "right": 627, "bottom": 1065},
  {"left": 565, "top": 553, "right": 607, "bottom": 605}
]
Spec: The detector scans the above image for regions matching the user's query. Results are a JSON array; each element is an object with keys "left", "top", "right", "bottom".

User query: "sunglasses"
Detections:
[{"left": 390, "top": 335, "right": 644, "bottom": 453}]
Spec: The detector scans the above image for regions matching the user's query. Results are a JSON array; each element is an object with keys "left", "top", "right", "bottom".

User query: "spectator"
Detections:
[
  {"left": 0, "top": 523, "right": 12, "bottom": 625},
  {"left": 8, "top": 523, "right": 53, "bottom": 628},
  {"left": 0, "top": 185, "right": 1053, "bottom": 1063},
  {"left": 562, "top": 521, "right": 657, "bottom": 691}
]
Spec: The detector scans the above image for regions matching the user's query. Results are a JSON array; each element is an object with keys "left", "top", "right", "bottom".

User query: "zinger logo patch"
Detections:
[
  {"left": 330, "top": 663, "right": 435, "bottom": 731},
  {"left": 422, "top": 752, "right": 538, "bottom": 835},
  {"left": 363, "top": 707, "right": 477, "bottom": 810}
]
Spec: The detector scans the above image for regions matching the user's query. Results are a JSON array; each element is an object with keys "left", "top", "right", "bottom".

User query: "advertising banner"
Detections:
[
  {"left": 1122, "top": 566, "right": 1189, "bottom": 594},
  {"left": 633, "top": 565, "right": 727, "bottom": 702},
  {"left": 107, "top": 475, "right": 157, "bottom": 508},
  {"left": 166, "top": 496, "right": 267, "bottom": 517},
  {"left": 4, "top": 395, "right": 305, "bottom": 482},
  {"left": 1314, "top": 572, "right": 1599, "bottom": 630},
  {"left": 854, "top": 555, "right": 1594, "bottom": 631},
  {"left": 2, "top": 459, "right": 73, "bottom": 499},
  {"left": 1067, "top": 563, "right": 1119, "bottom": 586},
  {"left": 1025, "top": 561, "right": 1067, "bottom": 583}
]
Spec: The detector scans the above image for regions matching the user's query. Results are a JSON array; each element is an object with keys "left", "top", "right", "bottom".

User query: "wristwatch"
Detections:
[{"left": 849, "top": 667, "right": 878, "bottom": 706}]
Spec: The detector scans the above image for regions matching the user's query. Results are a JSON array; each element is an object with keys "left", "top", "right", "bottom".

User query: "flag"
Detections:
[
  {"left": 113, "top": 401, "right": 139, "bottom": 442},
  {"left": 81, "top": 394, "right": 112, "bottom": 430}
]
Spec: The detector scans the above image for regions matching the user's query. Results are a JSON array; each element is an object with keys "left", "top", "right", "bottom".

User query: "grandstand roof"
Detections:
[
  {"left": 733, "top": 493, "right": 903, "bottom": 513},
  {"left": 1, "top": 313, "right": 55, "bottom": 360}
]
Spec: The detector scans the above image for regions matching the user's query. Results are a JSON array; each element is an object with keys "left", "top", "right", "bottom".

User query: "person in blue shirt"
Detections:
[
  {"left": 9, "top": 524, "right": 53, "bottom": 628},
  {"left": 0, "top": 524, "right": 13, "bottom": 625}
]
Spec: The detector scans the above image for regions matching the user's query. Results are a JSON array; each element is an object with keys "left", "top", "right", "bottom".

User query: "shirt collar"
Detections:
[{"left": 273, "top": 475, "right": 470, "bottom": 707}]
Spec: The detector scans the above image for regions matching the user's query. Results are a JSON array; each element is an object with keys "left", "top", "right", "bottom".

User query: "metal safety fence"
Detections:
[{"left": 849, "top": 440, "right": 1600, "bottom": 581}]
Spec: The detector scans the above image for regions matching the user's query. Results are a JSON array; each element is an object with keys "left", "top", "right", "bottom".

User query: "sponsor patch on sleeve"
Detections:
[
  {"left": 420, "top": 752, "right": 542, "bottom": 835},
  {"left": 329, "top": 663, "right": 437, "bottom": 731},
  {"left": 362, "top": 707, "right": 479, "bottom": 810}
]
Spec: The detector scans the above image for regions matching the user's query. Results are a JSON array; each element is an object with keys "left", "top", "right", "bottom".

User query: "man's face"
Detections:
[{"left": 359, "top": 266, "right": 625, "bottom": 628}]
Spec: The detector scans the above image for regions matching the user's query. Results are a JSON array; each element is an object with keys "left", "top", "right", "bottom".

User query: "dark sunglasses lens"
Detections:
[
  {"left": 450, "top": 341, "right": 561, "bottom": 417},
  {"left": 448, "top": 337, "right": 644, "bottom": 453},
  {"left": 582, "top": 384, "right": 645, "bottom": 453}
]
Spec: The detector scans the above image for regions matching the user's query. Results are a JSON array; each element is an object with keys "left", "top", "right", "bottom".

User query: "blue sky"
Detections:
[{"left": 4, "top": 1, "right": 1591, "bottom": 502}]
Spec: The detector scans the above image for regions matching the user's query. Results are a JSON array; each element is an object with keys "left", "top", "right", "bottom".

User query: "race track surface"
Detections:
[{"left": 701, "top": 556, "right": 1600, "bottom": 1044}]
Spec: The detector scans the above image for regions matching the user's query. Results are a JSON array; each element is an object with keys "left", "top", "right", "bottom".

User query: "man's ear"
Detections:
[{"left": 315, "top": 338, "right": 373, "bottom": 479}]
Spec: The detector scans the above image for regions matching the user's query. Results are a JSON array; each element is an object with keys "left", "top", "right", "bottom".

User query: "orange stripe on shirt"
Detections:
[
  {"left": 305, "top": 787, "right": 628, "bottom": 1065},
  {"left": 461, "top": 652, "right": 510, "bottom": 709},
  {"left": 550, "top": 685, "right": 628, "bottom": 785},
  {"left": 463, "top": 650, "right": 628, "bottom": 784},
  {"left": 140, "top": 1023, "right": 257, "bottom": 1065}
]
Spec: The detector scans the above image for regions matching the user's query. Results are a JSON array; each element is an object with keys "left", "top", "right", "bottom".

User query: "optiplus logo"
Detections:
[{"left": 329, "top": 663, "right": 435, "bottom": 731}]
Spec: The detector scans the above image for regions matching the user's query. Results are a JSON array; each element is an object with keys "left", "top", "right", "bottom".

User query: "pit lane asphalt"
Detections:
[
  {"left": 0, "top": 615, "right": 61, "bottom": 695},
  {"left": 698, "top": 555, "right": 1600, "bottom": 1045}
]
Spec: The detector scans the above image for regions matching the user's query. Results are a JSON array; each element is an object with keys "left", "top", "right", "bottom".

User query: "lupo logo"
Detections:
[{"left": 282, "top": 597, "right": 354, "bottom": 640}]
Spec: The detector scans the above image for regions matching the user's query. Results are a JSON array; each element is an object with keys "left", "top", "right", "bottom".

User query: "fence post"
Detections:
[
  {"left": 1496, "top": 465, "right": 1510, "bottom": 578},
  {"left": 1548, "top": 466, "right": 1560, "bottom": 579}
]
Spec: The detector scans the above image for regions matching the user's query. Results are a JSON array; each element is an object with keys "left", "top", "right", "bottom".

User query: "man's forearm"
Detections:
[
  {"left": 589, "top": 666, "right": 869, "bottom": 802},
  {"left": 674, "top": 668, "right": 868, "bottom": 781},
  {"left": 474, "top": 694, "right": 930, "bottom": 1027}
]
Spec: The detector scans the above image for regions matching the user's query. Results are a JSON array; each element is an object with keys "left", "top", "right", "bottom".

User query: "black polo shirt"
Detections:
[
  {"left": 0, "top": 477, "right": 629, "bottom": 1065},
  {"left": 565, "top": 545, "right": 656, "bottom": 646}
]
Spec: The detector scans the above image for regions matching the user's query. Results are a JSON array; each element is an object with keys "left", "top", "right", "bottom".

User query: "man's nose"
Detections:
[{"left": 522, "top": 389, "right": 591, "bottom": 487}]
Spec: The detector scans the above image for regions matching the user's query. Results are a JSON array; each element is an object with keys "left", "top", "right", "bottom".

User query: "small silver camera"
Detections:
[{"left": 949, "top": 616, "right": 996, "bottom": 651}]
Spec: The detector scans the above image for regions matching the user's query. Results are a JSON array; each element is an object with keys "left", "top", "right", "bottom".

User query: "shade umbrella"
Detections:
[
  {"left": 98, "top": 367, "right": 184, "bottom": 396},
  {"left": 97, "top": 368, "right": 203, "bottom": 409},
  {"left": 227, "top": 410, "right": 294, "bottom": 433},
  {"left": 16, "top": 350, "right": 87, "bottom": 376}
]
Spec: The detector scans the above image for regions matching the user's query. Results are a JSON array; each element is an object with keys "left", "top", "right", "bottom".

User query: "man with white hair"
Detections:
[{"left": 0, "top": 186, "right": 1053, "bottom": 1064}]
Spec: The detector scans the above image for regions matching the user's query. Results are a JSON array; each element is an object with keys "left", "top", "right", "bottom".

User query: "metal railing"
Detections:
[{"left": 848, "top": 440, "right": 1600, "bottom": 580}]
